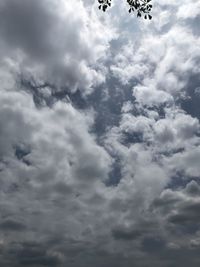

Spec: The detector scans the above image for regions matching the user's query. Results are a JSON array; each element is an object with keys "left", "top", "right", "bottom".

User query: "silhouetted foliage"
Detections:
[{"left": 98, "top": 0, "right": 153, "bottom": 19}]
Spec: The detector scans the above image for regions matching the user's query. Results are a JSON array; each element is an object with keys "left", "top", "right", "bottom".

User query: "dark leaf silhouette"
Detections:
[{"left": 98, "top": 0, "right": 153, "bottom": 19}]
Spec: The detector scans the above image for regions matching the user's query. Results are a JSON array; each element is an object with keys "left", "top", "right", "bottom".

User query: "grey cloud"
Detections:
[
  {"left": 184, "top": 180, "right": 200, "bottom": 196},
  {"left": 0, "top": 0, "right": 200, "bottom": 266},
  {"left": 112, "top": 227, "right": 142, "bottom": 241},
  {"left": 141, "top": 236, "right": 166, "bottom": 253},
  {"left": 152, "top": 189, "right": 181, "bottom": 211},
  {"left": 111, "top": 217, "right": 159, "bottom": 242},
  {"left": 0, "top": 219, "right": 26, "bottom": 232},
  {"left": 151, "top": 183, "right": 200, "bottom": 238},
  {"left": 0, "top": 0, "right": 112, "bottom": 94},
  {"left": 1, "top": 241, "right": 61, "bottom": 267},
  {"left": 0, "top": 0, "right": 56, "bottom": 60},
  {"left": 168, "top": 202, "right": 200, "bottom": 227},
  {"left": 180, "top": 74, "right": 200, "bottom": 119}
]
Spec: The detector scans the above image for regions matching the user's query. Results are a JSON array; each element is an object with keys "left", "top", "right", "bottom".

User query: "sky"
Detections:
[{"left": 0, "top": 0, "right": 200, "bottom": 266}]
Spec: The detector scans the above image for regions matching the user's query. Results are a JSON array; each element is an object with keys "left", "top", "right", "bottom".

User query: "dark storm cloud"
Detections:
[
  {"left": 112, "top": 227, "right": 142, "bottom": 241},
  {"left": 141, "top": 236, "right": 166, "bottom": 253},
  {"left": 0, "top": 241, "right": 61, "bottom": 267},
  {"left": 0, "top": 219, "right": 26, "bottom": 231}
]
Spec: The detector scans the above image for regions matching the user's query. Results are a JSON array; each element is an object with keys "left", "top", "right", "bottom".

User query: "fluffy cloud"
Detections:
[
  {"left": 0, "top": 0, "right": 200, "bottom": 266},
  {"left": 0, "top": 0, "right": 114, "bottom": 94},
  {"left": 110, "top": 0, "right": 200, "bottom": 104},
  {"left": 0, "top": 63, "right": 114, "bottom": 257}
]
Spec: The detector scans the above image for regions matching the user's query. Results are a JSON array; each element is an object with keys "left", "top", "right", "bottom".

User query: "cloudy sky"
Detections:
[{"left": 0, "top": 0, "right": 200, "bottom": 266}]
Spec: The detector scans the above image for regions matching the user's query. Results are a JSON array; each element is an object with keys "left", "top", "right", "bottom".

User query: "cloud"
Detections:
[
  {"left": 133, "top": 85, "right": 174, "bottom": 107},
  {"left": 0, "top": 0, "right": 114, "bottom": 94},
  {"left": 152, "top": 182, "right": 200, "bottom": 237},
  {"left": 177, "top": 1, "right": 200, "bottom": 19},
  {"left": 0, "top": 0, "right": 200, "bottom": 266},
  {"left": 0, "top": 219, "right": 26, "bottom": 231},
  {"left": 166, "top": 146, "right": 200, "bottom": 177},
  {"left": 110, "top": 0, "right": 200, "bottom": 104}
]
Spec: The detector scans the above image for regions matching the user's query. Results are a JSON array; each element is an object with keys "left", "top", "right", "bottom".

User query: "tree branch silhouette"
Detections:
[{"left": 98, "top": 0, "right": 153, "bottom": 19}]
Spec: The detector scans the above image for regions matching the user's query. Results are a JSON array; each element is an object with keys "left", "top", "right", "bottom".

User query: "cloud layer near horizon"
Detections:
[{"left": 0, "top": 0, "right": 200, "bottom": 266}]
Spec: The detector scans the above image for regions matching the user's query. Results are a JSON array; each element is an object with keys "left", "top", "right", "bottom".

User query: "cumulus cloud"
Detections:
[
  {"left": 0, "top": 0, "right": 200, "bottom": 266},
  {"left": 0, "top": 0, "right": 114, "bottom": 94},
  {"left": 110, "top": 0, "right": 200, "bottom": 103}
]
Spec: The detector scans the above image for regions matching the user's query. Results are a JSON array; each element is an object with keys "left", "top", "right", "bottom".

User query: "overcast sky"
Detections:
[{"left": 0, "top": 0, "right": 200, "bottom": 266}]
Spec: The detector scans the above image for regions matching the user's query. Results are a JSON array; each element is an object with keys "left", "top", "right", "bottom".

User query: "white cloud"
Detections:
[
  {"left": 133, "top": 85, "right": 173, "bottom": 107},
  {"left": 167, "top": 146, "right": 200, "bottom": 177},
  {"left": 110, "top": 0, "right": 200, "bottom": 107},
  {"left": 177, "top": 1, "right": 200, "bottom": 19}
]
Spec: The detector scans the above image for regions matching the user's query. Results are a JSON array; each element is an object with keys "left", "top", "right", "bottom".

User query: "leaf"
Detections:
[{"left": 97, "top": 0, "right": 153, "bottom": 20}]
